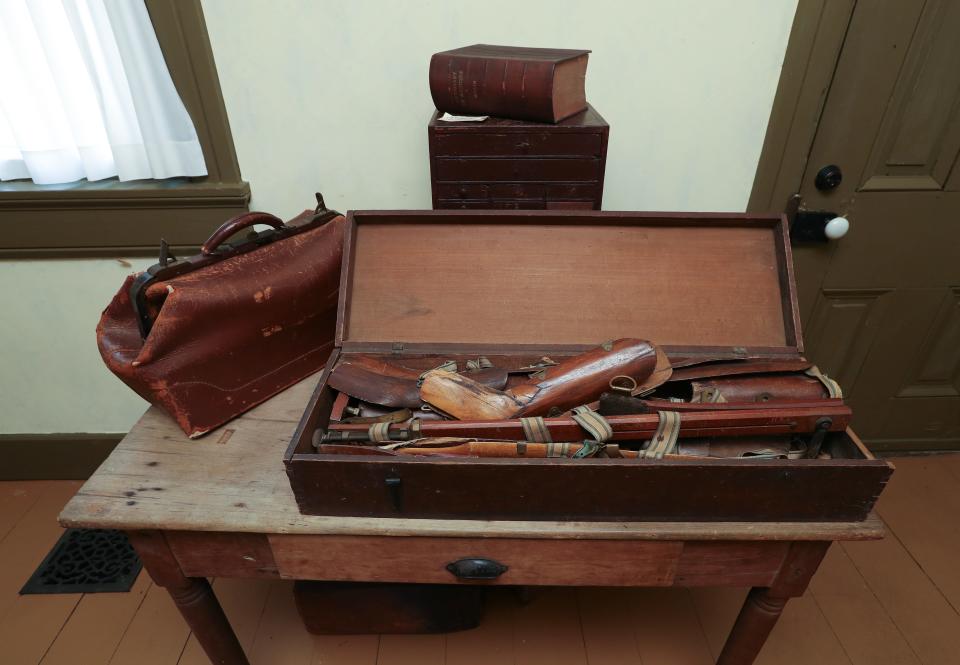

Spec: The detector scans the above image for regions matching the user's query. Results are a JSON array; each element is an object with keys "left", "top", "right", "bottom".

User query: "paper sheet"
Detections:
[{"left": 438, "top": 112, "right": 488, "bottom": 122}]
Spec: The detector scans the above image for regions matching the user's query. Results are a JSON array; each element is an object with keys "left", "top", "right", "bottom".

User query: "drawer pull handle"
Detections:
[{"left": 446, "top": 558, "right": 508, "bottom": 580}]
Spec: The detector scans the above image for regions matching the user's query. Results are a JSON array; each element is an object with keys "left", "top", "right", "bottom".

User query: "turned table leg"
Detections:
[
  {"left": 716, "top": 541, "right": 831, "bottom": 665},
  {"left": 717, "top": 587, "right": 788, "bottom": 664},
  {"left": 128, "top": 531, "right": 249, "bottom": 665}
]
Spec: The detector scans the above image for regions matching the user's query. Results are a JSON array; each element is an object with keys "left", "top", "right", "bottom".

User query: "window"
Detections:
[
  {"left": 0, "top": 0, "right": 206, "bottom": 185},
  {"left": 0, "top": 0, "right": 249, "bottom": 257}
]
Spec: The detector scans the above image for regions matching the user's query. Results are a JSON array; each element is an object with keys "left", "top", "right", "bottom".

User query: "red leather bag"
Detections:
[{"left": 97, "top": 197, "right": 345, "bottom": 438}]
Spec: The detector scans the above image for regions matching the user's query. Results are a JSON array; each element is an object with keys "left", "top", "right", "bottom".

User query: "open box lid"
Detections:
[{"left": 335, "top": 211, "right": 802, "bottom": 359}]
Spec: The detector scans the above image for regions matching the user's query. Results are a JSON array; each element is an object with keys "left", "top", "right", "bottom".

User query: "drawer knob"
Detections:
[{"left": 446, "top": 558, "right": 508, "bottom": 580}]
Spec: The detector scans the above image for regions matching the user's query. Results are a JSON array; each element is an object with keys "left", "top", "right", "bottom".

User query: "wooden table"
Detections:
[{"left": 59, "top": 375, "right": 884, "bottom": 665}]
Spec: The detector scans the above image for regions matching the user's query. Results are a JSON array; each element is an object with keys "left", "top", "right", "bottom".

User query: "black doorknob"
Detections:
[{"left": 815, "top": 165, "right": 842, "bottom": 191}]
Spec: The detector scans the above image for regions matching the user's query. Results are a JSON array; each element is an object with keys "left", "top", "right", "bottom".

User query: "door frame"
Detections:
[{"left": 747, "top": 0, "right": 856, "bottom": 214}]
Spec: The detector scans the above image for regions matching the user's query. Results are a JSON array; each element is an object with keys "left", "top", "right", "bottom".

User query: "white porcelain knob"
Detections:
[{"left": 824, "top": 216, "right": 849, "bottom": 240}]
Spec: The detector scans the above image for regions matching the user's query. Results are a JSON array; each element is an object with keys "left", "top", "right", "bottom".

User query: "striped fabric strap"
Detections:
[
  {"left": 465, "top": 356, "right": 492, "bottom": 371},
  {"left": 544, "top": 441, "right": 600, "bottom": 458},
  {"left": 805, "top": 365, "right": 843, "bottom": 398},
  {"left": 546, "top": 441, "right": 572, "bottom": 458},
  {"left": 695, "top": 387, "right": 727, "bottom": 404},
  {"left": 368, "top": 422, "right": 392, "bottom": 442},
  {"left": 520, "top": 416, "right": 553, "bottom": 443},
  {"left": 640, "top": 411, "right": 681, "bottom": 459},
  {"left": 571, "top": 405, "right": 613, "bottom": 443}
]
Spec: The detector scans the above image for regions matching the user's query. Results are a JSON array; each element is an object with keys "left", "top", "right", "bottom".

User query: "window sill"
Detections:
[{"left": 0, "top": 178, "right": 250, "bottom": 258}]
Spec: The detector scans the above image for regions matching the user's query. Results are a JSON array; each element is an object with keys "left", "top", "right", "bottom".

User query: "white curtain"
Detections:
[{"left": 0, "top": 0, "right": 207, "bottom": 184}]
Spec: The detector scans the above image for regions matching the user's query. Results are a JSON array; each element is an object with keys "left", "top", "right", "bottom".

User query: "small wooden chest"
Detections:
[
  {"left": 285, "top": 210, "right": 892, "bottom": 522},
  {"left": 428, "top": 105, "right": 609, "bottom": 210}
]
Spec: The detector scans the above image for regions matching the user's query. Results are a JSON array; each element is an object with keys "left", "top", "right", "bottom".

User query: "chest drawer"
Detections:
[
  {"left": 435, "top": 183, "right": 600, "bottom": 201},
  {"left": 435, "top": 183, "right": 545, "bottom": 199},
  {"left": 434, "top": 157, "right": 601, "bottom": 182},
  {"left": 437, "top": 199, "right": 546, "bottom": 210},
  {"left": 434, "top": 132, "right": 603, "bottom": 157}
]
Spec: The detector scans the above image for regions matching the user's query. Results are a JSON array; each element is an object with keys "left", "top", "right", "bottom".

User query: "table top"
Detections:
[{"left": 60, "top": 373, "right": 884, "bottom": 541}]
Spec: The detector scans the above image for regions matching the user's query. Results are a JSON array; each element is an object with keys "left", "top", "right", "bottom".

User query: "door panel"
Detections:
[
  {"left": 792, "top": 0, "right": 960, "bottom": 450},
  {"left": 802, "top": 288, "right": 890, "bottom": 394}
]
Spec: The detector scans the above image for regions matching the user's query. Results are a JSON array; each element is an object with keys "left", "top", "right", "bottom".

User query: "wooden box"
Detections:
[
  {"left": 285, "top": 210, "right": 892, "bottom": 521},
  {"left": 428, "top": 105, "right": 608, "bottom": 210}
]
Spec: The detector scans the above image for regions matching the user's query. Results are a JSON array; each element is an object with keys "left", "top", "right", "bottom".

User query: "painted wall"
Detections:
[{"left": 0, "top": 0, "right": 797, "bottom": 434}]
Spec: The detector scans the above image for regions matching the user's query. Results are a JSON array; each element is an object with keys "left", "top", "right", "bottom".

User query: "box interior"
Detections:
[
  {"left": 339, "top": 215, "right": 800, "bottom": 354},
  {"left": 290, "top": 350, "right": 873, "bottom": 464}
]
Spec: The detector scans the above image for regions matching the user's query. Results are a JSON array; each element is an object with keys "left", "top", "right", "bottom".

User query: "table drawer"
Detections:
[
  {"left": 434, "top": 132, "right": 603, "bottom": 157},
  {"left": 434, "top": 158, "right": 601, "bottom": 182},
  {"left": 269, "top": 535, "right": 682, "bottom": 586}
]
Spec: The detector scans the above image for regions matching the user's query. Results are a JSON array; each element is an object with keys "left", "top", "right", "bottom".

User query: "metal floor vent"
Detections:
[{"left": 21, "top": 528, "right": 142, "bottom": 595}]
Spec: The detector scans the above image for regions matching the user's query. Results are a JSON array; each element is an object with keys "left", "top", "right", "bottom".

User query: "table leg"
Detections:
[
  {"left": 716, "top": 541, "right": 830, "bottom": 665},
  {"left": 128, "top": 530, "right": 250, "bottom": 665},
  {"left": 716, "top": 587, "right": 788, "bottom": 664}
]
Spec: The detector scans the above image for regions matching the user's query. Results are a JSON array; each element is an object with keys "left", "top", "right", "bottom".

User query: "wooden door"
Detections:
[{"left": 793, "top": 0, "right": 960, "bottom": 451}]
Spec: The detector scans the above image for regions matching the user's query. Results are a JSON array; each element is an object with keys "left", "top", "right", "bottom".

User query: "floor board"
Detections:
[
  {"left": 873, "top": 456, "right": 960, "bottom": 613},
  {"left": 107, "top": 580, "right": 191, "bottom": 665},
  {"left": 0, "top": 481, "right": 47, "bottom": 545},
  {"left": 310, "top": 633, "right": 380, "bottom": 665},
  {"left": 631, "top": 587, "right": 715, "bottom": 665},
  {"left": 808, "top": 545, "right": 920, "bottom": 665},
  {"left": 511, "top": 588, "right": 587, "bottom": 665},
  {"left": 0, "top": 481, "right": 83, "bottom": 665},
  {"left": 247, "top": 580, "right": 315, "bottom": 665},
  {"left": 841, "top": 536, "right": 960, "bottom": 665},
  {"left": 445, "top": 589, "right": 515, "bottom": 665},
  {"left": 577, "top": 588, "right": 644, "bottom": 665},
  {"left": 41, "top": 573, "right": 151, "bottom": 665},
  {"left": 1, "top": 455, "right": 959, "bottom": 665},
  {"left": 177, "top": 578, "right": 272, "bottom": 665},
  {"left": 938, "top": 452, "right": 960, "bottom": 483}
]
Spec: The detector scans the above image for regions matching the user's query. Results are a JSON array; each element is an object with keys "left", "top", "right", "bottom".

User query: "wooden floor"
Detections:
[{"left": 1, "top": 454, "right": 958, "bottom": 665}]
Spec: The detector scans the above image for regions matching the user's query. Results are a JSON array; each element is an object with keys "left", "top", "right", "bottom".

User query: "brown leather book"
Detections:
[{"left": 429, "top": 44, "right": 590, "bottom": 123}]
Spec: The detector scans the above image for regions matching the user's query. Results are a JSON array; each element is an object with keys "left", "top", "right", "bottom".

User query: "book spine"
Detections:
[{"left": 429, "top": 54, "right": 557, "bottom": 122}]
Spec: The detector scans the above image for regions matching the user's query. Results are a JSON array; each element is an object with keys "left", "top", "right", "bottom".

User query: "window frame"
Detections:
[{"left": 0, "top": 0, "right": 250, "bottom": 258}]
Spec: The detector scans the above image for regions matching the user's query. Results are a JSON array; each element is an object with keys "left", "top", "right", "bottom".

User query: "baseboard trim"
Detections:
[{"left": 0, "top": 433, "right": 124, "bottom": 480}]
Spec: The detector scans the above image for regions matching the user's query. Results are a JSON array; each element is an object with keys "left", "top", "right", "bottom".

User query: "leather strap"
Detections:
[
  {"left": 520, "top": 416, "right": 553, "bottom": 443},
  {"left": 418, "top": 360, "right": 457, "bottom": 386},
  {"left": 640, "top": 411, "right": 681, "bottom": 459},
  {"left": 805, "top": 365, "right": 843, "bottom": 398}
]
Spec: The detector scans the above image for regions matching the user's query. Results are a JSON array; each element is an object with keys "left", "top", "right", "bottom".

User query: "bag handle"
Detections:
[{"left": 201, "top": 212, "right": 285, "bottom": 256}]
